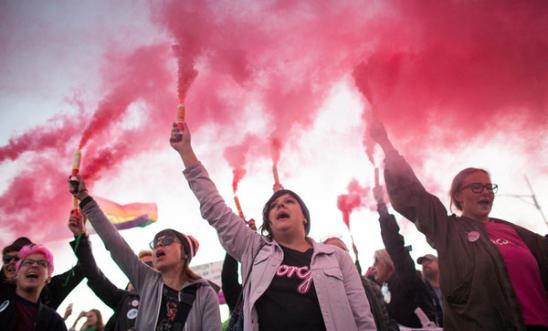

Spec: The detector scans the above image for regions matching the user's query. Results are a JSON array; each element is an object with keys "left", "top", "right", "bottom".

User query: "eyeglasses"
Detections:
[
  {"left": 21, "top": 259, "right": 49, "bottom": 268},
  {"left": 143, "top": 261, "right": 153, "bottom": 267},
  {"left": 461, "top": 183, "right": 498, "bottom": 194},
  {"left": 149, "top": 235, "right": 178, "bottom": 249},
  {"left": 2, "top": 255, "right": 19, "bottom": 264}
]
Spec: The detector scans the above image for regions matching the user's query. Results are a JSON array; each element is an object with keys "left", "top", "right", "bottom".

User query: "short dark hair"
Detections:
[
  {"left": 2, "top": 237, "right": 33, "bottom": 255},
  {"left": 260, "top": 189, "right": 311, "bottom": 238}
]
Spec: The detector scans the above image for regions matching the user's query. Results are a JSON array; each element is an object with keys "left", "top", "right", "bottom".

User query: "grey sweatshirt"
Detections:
[{"left": 81, "top": 198, "right": 221, "bottom": 331}]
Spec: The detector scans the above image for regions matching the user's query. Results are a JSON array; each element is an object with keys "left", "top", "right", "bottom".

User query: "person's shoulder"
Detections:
[
  {"left": 310, "top": 240, "right": 337, "bottom": 254},
  {"left": 39, "top": 303, "right": 67, "bottom": 329},
  {"left": 39, "top": 302, "right": 60, "bottom": 315},
  {"left": 187, "top": 278, "right": 215, "bottom": 292},
  {"left": 0, "top": 281, "right": 16, "bottom": 300}
]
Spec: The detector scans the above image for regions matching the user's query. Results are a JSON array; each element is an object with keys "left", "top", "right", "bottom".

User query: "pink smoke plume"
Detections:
[
  {"left": 354, "top": 0, "right": 548, "bottom": 161},
  {"left": 0, "top": 117, "right": 82, "bottom": 163},
  {"left": 223, "top": 134, "right": 262, "bottom": 193},
  {"left": 0, "top": 44, "right": 175, "bottom": 245},
  {"left": 172, "top": 45, "right": 198, "bottom": 104},
  {"left": 2, "top": 0, "right": 547, "bottom": 245},
  {"left": 0, "top": 92, "right": 87, "bottom": 163},
  {"left": 151, "top": 1, "right": 371, "bottom": 186},
  {"left": 337, "top": 179, "right": 370, "bottom": 228}
]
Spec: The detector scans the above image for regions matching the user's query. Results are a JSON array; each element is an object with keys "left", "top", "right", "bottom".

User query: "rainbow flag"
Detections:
[{"left": 95, "top": 197, "right": 158, "bottom": 230}]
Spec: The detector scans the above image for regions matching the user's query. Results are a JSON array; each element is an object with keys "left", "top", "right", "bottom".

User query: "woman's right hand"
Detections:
[
  {"left": 68, "top": 210, "right": 87, "bottom": 237},
  {"left": 68, "top": 175, "right": 89, "bottom": 201},
  {"left": 169, "top": 122, "right": 191, "bottom": 153},
  {"left": 170, "top": 122, "right": 199, "bottom": 168},
  {"left": 367, "top": 114, "right": 396, "bottom": 154}
]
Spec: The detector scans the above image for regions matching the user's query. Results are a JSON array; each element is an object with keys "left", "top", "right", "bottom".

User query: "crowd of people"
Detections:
[{"left": 0, "top": 118, "right": 546, "bottom": 331}]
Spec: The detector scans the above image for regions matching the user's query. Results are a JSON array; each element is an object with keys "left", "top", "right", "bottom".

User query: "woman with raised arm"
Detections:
[
  {"left": 369, "top": 117, "right": 548, "bottom": 331},
  {"left": 68, "top": 178, "right": 221, "bottom": 330},
  {"left": 170, "top": 122, "right": 376, "bottom": 331},
  {"left": 69, "top": 309, "right": 104, "bottom": 331}
]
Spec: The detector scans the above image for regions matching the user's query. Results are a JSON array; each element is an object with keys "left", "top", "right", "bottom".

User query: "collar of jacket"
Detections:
[{"left": 266, "top": 237, "right": 337, "bottom": 257}]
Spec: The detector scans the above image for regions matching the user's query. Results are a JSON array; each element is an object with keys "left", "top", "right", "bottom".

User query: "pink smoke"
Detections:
[
  {"left": 223, "top": 134, "right": 261, "bottom": 193},
  {"left": 0, "top": 44, "right": 175, "bottom": 245},
  {"left": 2, "top": 0, "right": 547, "bottom": 246},
  {"left": 354, "top": 0, "right": 548, "bottom": 161},
  {"left": 337, "top": 179, "right": 370, "bottom": 228},
  {"left": 151, "top": 1, "right": 372, "bottom": 185}
]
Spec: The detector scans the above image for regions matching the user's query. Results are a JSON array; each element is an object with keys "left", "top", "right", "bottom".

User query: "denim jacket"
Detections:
[{"left": 184, "top": 162, "right": 376, "bottom": 331}]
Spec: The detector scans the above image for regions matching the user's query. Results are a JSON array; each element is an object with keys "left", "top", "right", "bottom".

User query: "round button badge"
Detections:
[
  {"left": 0, "top": 300, "right": 10, "bottom": 312},
  {"left": 127, "top": 308, "right": 138, "bottom": 320},
  {"left": 467, "top": 231, "right": 480, "bottom": 242}
]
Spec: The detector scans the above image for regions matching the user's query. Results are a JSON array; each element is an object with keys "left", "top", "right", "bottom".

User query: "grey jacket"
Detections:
[
  {"left": 184, "top": 162, "right": 377, "bottom": 331},
  {"left": 81, "top": 198, "right": 221, "bottom": 331}
]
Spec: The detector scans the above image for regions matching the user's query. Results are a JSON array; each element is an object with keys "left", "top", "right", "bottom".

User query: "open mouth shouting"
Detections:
[
  {"left": 478, "top": 197, "right": 492, "bottom": 207},
  {"left": 21, "top": 270, "right": 44, "bottom": 285},
  {"left": 25, "top": 272, "right": 39, "bottom": 280},
  {"left": 276, "top": 211, "right": 290, "bottom": 221},
  {"left": 154, "top": 249, "right": 166, "bottom": 261}
]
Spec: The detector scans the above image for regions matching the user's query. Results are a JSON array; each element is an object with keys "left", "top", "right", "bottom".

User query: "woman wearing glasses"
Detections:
[
  {"left": 68, "top": 181, "right": 221, "bottom": 330},
  {"left": 369, "top": 117, "right": 548, "bottom": 331},
  {"left": 170, "top": 123, "right": 376, "bottom": 331}
]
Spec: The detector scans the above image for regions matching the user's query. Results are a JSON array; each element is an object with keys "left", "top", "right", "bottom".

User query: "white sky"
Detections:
[{"left": 1, "top": 0, "right": 547, "bottom": 326}]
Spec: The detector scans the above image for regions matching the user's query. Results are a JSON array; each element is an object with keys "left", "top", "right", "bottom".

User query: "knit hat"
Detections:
[{"left": 153, "top": 229, "right": 199, "bottom": 263}]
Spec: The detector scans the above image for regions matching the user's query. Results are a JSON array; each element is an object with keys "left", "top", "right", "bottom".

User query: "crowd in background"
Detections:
[{"left": 0, "top": 118, "right": 546, "bottom": 331}]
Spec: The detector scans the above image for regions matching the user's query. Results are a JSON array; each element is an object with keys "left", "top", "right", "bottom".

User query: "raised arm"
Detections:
[
  {"left": 373, "top": 186, "right": 422, "bottom": 285},
  {"left": 221, "top": 253, "right": 241, "bottom": 312},
  {"left": 68, "top": 214, "right": 127, "bottom": 309},
  {"left": 170, "top": 122, "right": 261, "bottom": 261},
  {"left": 41, "top": 261, "right": 84, "bottom": 310},
  {"left": 68, "top": 178, "right": 154, "bottom": 292},
  {"left": 39, "top": 213, "right": 87, "bottom": 309},
  {"left": 369, "top": 116, "right": 451, "bottom": 245}
]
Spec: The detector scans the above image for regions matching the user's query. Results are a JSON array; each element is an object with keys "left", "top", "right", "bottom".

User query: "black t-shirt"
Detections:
[
  {"left": 255, "top": 245, "right": 326, "bottom": 331},
  {"left": 155, "top": 284, "right": 197, "bottom": 331}
]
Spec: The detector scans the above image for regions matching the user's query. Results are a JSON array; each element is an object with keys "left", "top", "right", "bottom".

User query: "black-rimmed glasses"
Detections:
[
  {"left": 21, "top": 259, "right": 49, "bottom": 268},
  {"left": 461, "top": 183, "right": 498, "bottom": 194}
]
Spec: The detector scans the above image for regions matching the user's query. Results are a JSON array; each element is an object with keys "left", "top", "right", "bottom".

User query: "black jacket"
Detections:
[
  {"left": 361, "top": 276, "right": 400, "bottom": 331},
  {"left": 0, "top": 282, "right": 67, "bottom": 331},
  {"left": 378, "top": 204, "right": 439, "bottom": 328},
  {"left": 71, "top": 235, "right": 140, "bottom": 331},
  {"left": 221, "top": 253, "right": 241, "bottom": 313},
  {"left": 0, "top": 250, "right": 84, "bottom": 310}
]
